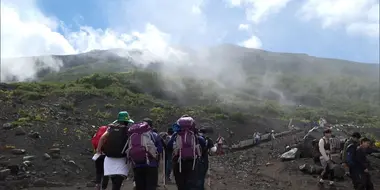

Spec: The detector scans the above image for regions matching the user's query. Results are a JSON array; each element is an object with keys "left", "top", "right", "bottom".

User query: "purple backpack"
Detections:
[
  {"left": 125, "top": 122, "right": 157, "bottom": 165},
  {"left": 173, "top": 117, "right": 201, "bottom": 172}
]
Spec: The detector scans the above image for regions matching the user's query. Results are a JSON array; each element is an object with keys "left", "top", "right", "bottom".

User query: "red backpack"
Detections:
[{"left": 92, "top": 126, "right": 108, "bottom": 150}]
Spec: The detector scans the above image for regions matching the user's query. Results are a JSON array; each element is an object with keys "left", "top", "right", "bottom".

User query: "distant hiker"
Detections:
[
  {"left": 96, "top": 111, "right": 134, "bottom": 190},
  {"left": 167, "top": 116, "right": 206, "bottom": 190},
  {"left": 270, "top": 130, "right": 275, "bottom": 149},
  {"left": 165, "top": 128, "right": 174, "bottom": 182},
  {"left": 197, "top": 128, "right": 217, "bottom": 190},
  {"left": 125, "top": 121, "right": 163, "bottom": 190},
  {"left": 318, "top": 129, "right": 335, "bottom": 186},
  {"left": 343, "top": 132, "right": 361, "bottom": 189},
  {"left": 351, "top": 137, "right": 374, "bottom": 190},
  {"left": 92, "top": 125, "right": 109, "bottom": 190},
  {"left": 215, "top": 134, "right": 225, "bottom": 155},
  {"left": 254, "top": 132, "right": 261, "bottom": 145}
]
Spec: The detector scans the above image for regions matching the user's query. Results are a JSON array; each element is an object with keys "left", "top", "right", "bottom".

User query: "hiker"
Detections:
[
  {"left": 254, "top": 132, "right": 260, "bottom": 145},
  {"left": 167, "top": 116, "right": 206, "bottom": 190},
  {"left": 197, "top": 128, "right": 217, "bottom": 190},
  {"left": 270, "top": 130, "right": 275, "bottom": 149},
  {"left": 215, "top": 134, "right": 225, "bottom": 155},
  {"left": 318, "top": 129, "right": 335, "bottom": 186},
  {"left": 342, "top": 132, "right": 361, "bottom": 177},
  {"left": 124, "top": 121, "right": 162, "bottom": 190},
  {"left": 350, "top": 137, "right": 374, "bottom": 190},
  {"left": 92, "top": 125, "right": 109, "bottom": 190},
  {"left": 96, "top": 111, "right": 134, "bottom": 190},
  {"left": 164, "top": 128, "right": 174, "bottom": 182}
]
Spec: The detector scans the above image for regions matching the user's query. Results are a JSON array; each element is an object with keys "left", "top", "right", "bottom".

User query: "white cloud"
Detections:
[
  {"left": 240, "top": 35, "right": 262, "bottom": 48},
  {"left": 238, "top": 24, "right": 250, "bottom": 31},
  {"left": 227, "top": 0, "right": 294, "bottom": 24},
  {"left": 298, "top": 0, "right": 379, "bottom": 37},
  {"left": 0, "top": 0, "right": 184, "bottom": 82}
]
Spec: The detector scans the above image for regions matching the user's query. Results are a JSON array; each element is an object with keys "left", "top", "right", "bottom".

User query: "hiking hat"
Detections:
[{"left": 117, "top": 111, "right": 134, "bottom": 123}]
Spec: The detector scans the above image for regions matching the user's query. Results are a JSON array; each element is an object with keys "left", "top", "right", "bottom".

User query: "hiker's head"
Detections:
[
  {"left": 116, "top": 111, "right": 134, "bottom": 125},
  {"left": 351, "top": 132, "right": 361, "bottom": 141},
  {"left": 167, "top": 127, "right": 174, "bottom": 135},
  {"left": 143, "top": 118, "right": 153, "bottom": 127},
  {"left": 323, "top": 129, "right": 332, "bottom": 138},
  {"left": 360, "top": 137, "right": 371, "bottom": 148},
  {"left": 271, "top": 130, "right": 274, "bottom": 133}
]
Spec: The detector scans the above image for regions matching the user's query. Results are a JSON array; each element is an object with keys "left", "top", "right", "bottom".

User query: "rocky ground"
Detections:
[{"left": 1, "top": 84, "right": 380, "bottom": 190}]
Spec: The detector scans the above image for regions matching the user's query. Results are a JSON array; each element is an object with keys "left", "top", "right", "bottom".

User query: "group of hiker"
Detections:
[
  {"left": 316, "top": 128, "right": 378, "bottom": 190},
  {"left": 91, "top": 111, "right": 218, "bottom": 190}
]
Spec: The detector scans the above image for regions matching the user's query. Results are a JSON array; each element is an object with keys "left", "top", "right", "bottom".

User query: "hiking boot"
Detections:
[
  {"left": 328, "top": 181, "right": 334, "bottom": 186},
  {"left": 318, "top": 178, "right": 324, "bottom": 184}
]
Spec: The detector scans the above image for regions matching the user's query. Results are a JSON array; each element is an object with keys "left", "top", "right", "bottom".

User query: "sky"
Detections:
[{"left": 1, "top": 0, "right": 379, "bottom": 63}]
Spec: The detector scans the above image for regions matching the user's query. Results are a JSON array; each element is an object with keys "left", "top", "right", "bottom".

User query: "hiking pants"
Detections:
[
  {"left": 196, "top": 159, "right": 209, "bottom": 190},
  {"left": 133, "top": 167, "right": 158, "bottom": 190},
  {"left": 320, "top": 159, "right": 334, "bottom": 181},
  {"left": 355, "top": 172, "right": 374, "bottom": 190},
  {"left": 173, "top": 159, "right": 198, "bottom": 190},
  {"left": 109, "top": 175, "right": 124, "bottom": 190},
  {"left": 95, "top": 155, "right": 109, "bottom": 189}
]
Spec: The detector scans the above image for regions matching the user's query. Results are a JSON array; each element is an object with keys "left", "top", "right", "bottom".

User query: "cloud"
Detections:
[
  {"left": 0, "top": 0, "right": 186, "bottom": 82},
  {"left": 298, "top": 0, "right": 379, "bottom": 37},
  {"left": 226, "top": 0, "right": 294, "bottom": 24},
  {"left": 239, "top": 35, "right": 262, "bottom": 48},
  {"left": 238, "top": 24, "right": 250, "bottom": 31}
]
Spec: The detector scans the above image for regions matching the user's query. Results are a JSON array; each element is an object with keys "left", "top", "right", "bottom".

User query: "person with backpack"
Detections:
[
  {"left": 215, "top": 134, "right": 225, "bottom": 155},
  {"left": 164, "top": 127, "right": 174, "bottom": 182},
  {"left": 167, "top": 116, "right": 206, "bottom": 190},
  {"left": 125, "top": 121, "right": 163, "bottom": 190},
  {"left": 96, "top": 111, "right": 134, "bottom": 190},
  {"left": 92, "top": 125, "right": 110, "bottom": 190},
  {"left": 318, "top": 129, "right": 335, "bottom": 186},
  {"left": 350, "top": 137, "right": 374, "bottom": 190},
  {"left": 342, "top": 132, "right": 361, "bottom": 179},
  {"left": 197, "top": 128, "right": 217, "bottom": 190}
]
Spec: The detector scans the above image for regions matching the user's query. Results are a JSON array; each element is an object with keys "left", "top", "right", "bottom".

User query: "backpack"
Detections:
[
  {"left": 172, "top": 117, "right": 201, "bottom": 173},
  {"left": 91, "top": 126, "right": 108, "bottom": 151},
  {"left": 312, "top": 138, "right": 329, "bottom": 158},
  {"left": 341, "top": 139, "right": 357, "bottom": 163},
  {"left": 125, "top": 122, "right": 157, "bottom": 165},
  {"left": 103, "top": 124, "right": 129, "bottom": 158}
]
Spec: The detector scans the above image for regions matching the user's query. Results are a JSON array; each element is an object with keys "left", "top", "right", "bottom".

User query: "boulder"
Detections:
[{"left": 280, "top": 148, "right": 300, "bottom": 161}]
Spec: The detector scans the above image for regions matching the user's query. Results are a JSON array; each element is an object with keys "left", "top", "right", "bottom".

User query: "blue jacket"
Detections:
[
  {"left": 133, "top": 131, "right": 163, "bottom": 168},
  {"left": 167, "top": 132, "right": 206, "bottom": 153},
  {"left": 346, "top": 143, "right": 357, "bottom": 167}
]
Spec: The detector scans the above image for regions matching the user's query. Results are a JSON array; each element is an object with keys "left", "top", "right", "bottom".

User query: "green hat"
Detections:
[{"left": 116, "top": 111, "right": 134, "bottom": 123}]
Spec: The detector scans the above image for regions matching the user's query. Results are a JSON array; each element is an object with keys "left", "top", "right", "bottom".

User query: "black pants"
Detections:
[
  {"left": 95, "top": 155, "right": 109, "bottom": 189},
  {"left": 109, "top": 175, "right": 125, "bottom": 190},
  {"left": 321, "top": 162, "right": 334, "bottom": 181},
  {"left": 133, "top": 167, "right": 158, "bottom": 190},
  {"left": 173, "top": 159, "right": 198, "bottom": 190},
  {"left": 197, "top": 159, "right": 209, "bottom": 190},
  {"left": 351, "top": 171, "right": 374, "bottom": 190}
]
